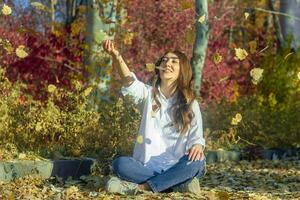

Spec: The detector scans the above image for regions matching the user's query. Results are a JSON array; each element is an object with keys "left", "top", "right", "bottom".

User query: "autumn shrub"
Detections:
[
  {"left": 203, "top": 48, "right": 300, "bottom": 150},
  {"left": 0, "top": 6, "right": 86, "bottom": 101},
  {"left": 0, "top": 67, "right": 140, "bottom": 167}
]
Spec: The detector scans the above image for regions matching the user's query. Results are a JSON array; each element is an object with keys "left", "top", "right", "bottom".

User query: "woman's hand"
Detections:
[
  {"left": 186, "top": 144, "right": 205, "bottom": 161},
  {"left": 102, "top": 40, "right": 119, "bottom": 57}
]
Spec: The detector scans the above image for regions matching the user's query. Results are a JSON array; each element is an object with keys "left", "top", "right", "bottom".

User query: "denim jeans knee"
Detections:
[{"left": 112, "top": 156, "right": 129, "bottom": 176}]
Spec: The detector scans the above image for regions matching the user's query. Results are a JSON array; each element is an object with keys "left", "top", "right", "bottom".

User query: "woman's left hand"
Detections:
[{"left": 186, "top": 144, "right": 205, "bottom": 161}]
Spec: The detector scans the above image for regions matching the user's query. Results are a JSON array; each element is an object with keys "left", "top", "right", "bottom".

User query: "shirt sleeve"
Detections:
[
  {"left": 120, "top": 72, "right": 150, "bottom": 113},
  {"left": 186, "top": 100, "right": 206, "bottom": 152}
]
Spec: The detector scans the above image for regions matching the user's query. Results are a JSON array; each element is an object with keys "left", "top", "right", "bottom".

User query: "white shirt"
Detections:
[{"left": 120, "top": 72, "right": 205, "bottom": 173}]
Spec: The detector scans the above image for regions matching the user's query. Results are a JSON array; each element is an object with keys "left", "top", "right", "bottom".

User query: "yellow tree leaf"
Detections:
[
  {"left": 198, "top": 14, "right": 206, "bottom": 24},
  {"left": 234, "top": 48, "right": 248, "bottom": 61},
  {"left": 145, "top": 63, "right": 155, "bottom": 72},
  {"left": 16, "top": 45, "right": 28, "bottom": 58},
  {"left": 179, "top": 0, "right": 193, "bottom": 10},
  {"left": 216, "top": 190, "right": 230, "bottom": 200},
  {"left": 244, "top": 12, "right": 250, "bottom": 20},
  {"left": 235, "top": 113, "right": 242, "bottom": 122},
  {"left": 2, "top": 4, "right": 12, "bottom": 15},
  {"left": 184, "top": 28, "right": 195, "bottom": 44},
  {"left": 47, "top": 84, "right": 57, "bottom": 93},
  {"left": 83, "top": 87, "right": 94, "bottom": 97},
  {"left": 123, "top": 32, "right": 134, "bottom": 45},
  {"left": 248, "top": 40, "right": 257, "bottom": 54},
  {"left": 31, "top": 2, "right": 51, "bottom": 12},
  {"left": 212, "top": 52, "right": 223, "bottom": 64},
  {"left": 136, "top": 135, "right": 144, "bottom": 144}
]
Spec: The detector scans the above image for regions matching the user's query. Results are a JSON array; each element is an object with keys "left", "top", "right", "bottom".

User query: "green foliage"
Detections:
[
  {"left": 203, "top": 49, "right": 300, "bottom": 150},
  {"left": 0, "top": 67, "right": 140, "bottom": 166}
]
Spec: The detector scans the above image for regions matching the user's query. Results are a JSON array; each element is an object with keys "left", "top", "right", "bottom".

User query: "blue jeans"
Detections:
[{"left": 111, "top": 155, "right": 206, "bottom": 192}]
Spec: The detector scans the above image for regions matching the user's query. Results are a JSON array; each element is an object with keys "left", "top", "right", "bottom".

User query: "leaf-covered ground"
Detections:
[{"left": 0, "top": 158, "right": 299, "bottom": 200}]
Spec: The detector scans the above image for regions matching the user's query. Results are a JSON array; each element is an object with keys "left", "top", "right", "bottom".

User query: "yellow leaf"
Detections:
[
  {"left": 71, "top": 19, "right": 85, "bottom": 37},
  {"left": 16, "top": 45, "right": 28, "bottom": 58},
  {"left": 48, "top": 84, "right": 57, "bottom": 93},
  {"left": 2, "top": 4, "right": 12, "bottom": 15},
  {"left": 234, "top": 48, "right": 248, "bottom": 61},
  {"left": 7, "top": 192, "right": 14, "bottom": 200},
  {"left": 145, "top": 63, "right": 155, "bottom": 72},
  {"left": 212, "top": 52, "right": 223, "bottom": 64},
  {"left": 30, "top": 2, "right": 51, "bottom": 12},
  {"left": 3, "top": 40, "right": 14, "bottom": 54},
  {"left": 231, "top": 118, "right": 238, "bottom": 126},
  {"left": 235, "top": 113, "right": 242, "bottom": 122},
  {"left": 179, "top": 0, "right": 193, "bottom": 10},
  {"left": 123, "top": 32, "right": 134, "bottom": 45},
  {"left": 250, "top": 67, "right": 264, "bottom": 84},
  {"left": 244, "top": 12, "right": 250, "bottom": 20},
  {"left": 297, "top": 72, "right": 300, "bottom": 80},
  {"left": 248, "top": 40, "right": 257, "bottom": 54},
  {"left": 83, "top": 87, "right": 94, "bottom": 97},
  {"left": 136, "top": 135, "right": 144, "bottom": 144},
  {"left": 18, "top": 153, "right": 26, "bottom": 159},
  {"left": 198, "top": 14, "right": 206, "bottom": 24},
  {"left": 216, "top": 190, "right": 230, "bottom": 200},
  {"left": 184, "top": 28, "right": 195, "bottom": 44}
]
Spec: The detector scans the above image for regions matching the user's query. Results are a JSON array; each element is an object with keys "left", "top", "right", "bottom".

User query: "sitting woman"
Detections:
[{"left": 103, "top": 40, "right": 206, "bottom": 195}]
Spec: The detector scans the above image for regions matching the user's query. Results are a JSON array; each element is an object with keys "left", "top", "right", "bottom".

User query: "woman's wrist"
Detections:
[{"left": 112, "top": 50, "right": 121, "bottom": 59}]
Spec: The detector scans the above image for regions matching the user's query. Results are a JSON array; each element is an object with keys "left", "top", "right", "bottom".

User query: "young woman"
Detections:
[{"left": 102, "top": 40, "right": 206, "bottom": 195}]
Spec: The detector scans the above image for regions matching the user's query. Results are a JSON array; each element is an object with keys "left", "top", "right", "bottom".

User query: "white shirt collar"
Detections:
[{"left": 157, "top": 85, "right": 178, "bottom": 103}]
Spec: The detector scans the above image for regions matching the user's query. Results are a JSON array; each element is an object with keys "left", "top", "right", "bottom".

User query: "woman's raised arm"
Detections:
[{"left": 102, "top": 40, "right": 134, "bottom": 87}]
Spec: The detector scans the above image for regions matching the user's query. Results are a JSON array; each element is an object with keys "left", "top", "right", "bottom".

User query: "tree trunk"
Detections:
[
  {"left": 269, "top": 0, "right": 284, "bottom": 49},
  {"left": 85, "top": 0, "right": 118, "bottom": 103},
  {"left": 279, "top": 0, "right": 300, "bottom": 50},
  {"left": 191, "top": 0, "right": 209, "bottom": 97}
]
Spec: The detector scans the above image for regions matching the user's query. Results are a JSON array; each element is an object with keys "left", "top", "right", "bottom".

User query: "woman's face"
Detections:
[{"left": 159, "top": 52, "right": 180, "bottom": 83}]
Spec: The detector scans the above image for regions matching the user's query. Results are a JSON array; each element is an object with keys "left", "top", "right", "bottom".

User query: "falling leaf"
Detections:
[
  {"left": 235, "top": 113, "right": 242, "bottom": 122},
  {"left": 47, "top": 84, "right": 57, "bottom": 93},
  {"left": 212, "top": 52, "right": 223, "bottom": 64},
  {"left": 136, "top": 135, "right": 144, "bottom": 144},
  {"left": 231, "top": 118, "right": 238, "bottom": 125},
  {"left": 2, "top": 4, "right": 12, "bottom": 15},
  {"left": 83, "top": 87, "right": 93, "bottom": 97},
  {"left": 30, "top": 2, "right": 51, "bottom": 12},
  {"left": 16, "top": 45, "right": 28, "bottom": 58},
  {"left": 123, "top": 32, "right": 134, "bottom": 45},
  {"left": 184, "top": 28, "right": 196, "bottom": 44},
  {"left": 234, "top": 48, "right": 248, "bottom": 61},
  {"left": 179, "top": 0, "right": 193, "bottom": 10},
  {"left": 248, "top": 40, "right": 257, "bottom": 54},
  {"left": 244, "top": 12, "right": 250, "bottom": 20},
  {"left": 198, "top": 14, "right": 206, "bottom": 24},
  {"left": 250, "top": 67, "right": 264, "bottom": 84},
  {"left": 145, "top": 63, "right": 155, "bottom": 72}
]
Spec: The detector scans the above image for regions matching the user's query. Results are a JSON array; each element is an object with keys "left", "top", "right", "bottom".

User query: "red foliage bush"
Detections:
[{"left": 0, "top": 14, "right": 85, "bottom": 101}]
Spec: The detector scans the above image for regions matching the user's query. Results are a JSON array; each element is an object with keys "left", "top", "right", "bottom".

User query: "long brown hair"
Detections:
[{"left": 151, "top": 50, "right": 196, "bottom": 135}]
